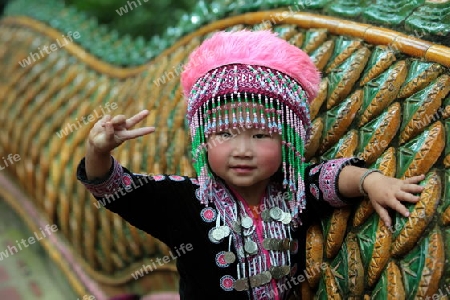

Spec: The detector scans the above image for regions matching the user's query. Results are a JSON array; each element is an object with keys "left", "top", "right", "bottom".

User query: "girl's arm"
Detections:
[
  {"left": 77, "top": 155, "right": 198, "bottom": 247},
  {"left": 304, "top": 157, "right": 366, "bottom": 209},
  {"left": 85, "top": 142, "right": 112, "bottom": 180}
]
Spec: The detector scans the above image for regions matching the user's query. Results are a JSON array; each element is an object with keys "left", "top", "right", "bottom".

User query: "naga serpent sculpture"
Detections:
[{"left": 0, "top": 0, "right": 449, "bottom": 299}]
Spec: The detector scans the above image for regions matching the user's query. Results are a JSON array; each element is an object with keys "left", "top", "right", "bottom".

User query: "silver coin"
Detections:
[
  {"left": 241, "top": 216, "right": 253, "bottom": 229},
  {"left": 220, "top": 225, "right": 231, "bottom": 237},
  {"left": 232, "top": 221, "right": 241, "bottom": 233},
  {"left": 249, "top": 274, "right": 262, "bottom": 288},
  {"left": 262, "top": 238, "right": 272, "bottom": 250},
  {"left": 270, "top": 239, "right": 281, "bottom": 251},
  {"left": 281, "top": 238, "right": 291, "bottom": 251},
  {"left": 260, "top": 271, "right": 272, "bottom": 284},
  {"left": 234, "top": 278, "right": 249, "bottom": 291},
  {"left": 244, "top": 240, "right": 258, "bottom": 255},
  {"left": 281, "top": 212, "right": 292, "bottom": 224},
  {"left": 212, "top": 228, "right": 225, "bottom": 240},
  {"left": 208, "top": 228, "right": 220, "bottom": 243},
  {"left": 269, "top": 207, "right": 283, "bottom": 221},
  {"left": 261, "top": 210, "right": 272, "bottom": 222},
  {"left": 281, "top": 265, "right": 291, "bottom": 276},
  {"left": 224, "top": 251, "right": 236, "bottom": 264},
  {"left": 270, "top": 266, "right": 284, "bottom": 279}
]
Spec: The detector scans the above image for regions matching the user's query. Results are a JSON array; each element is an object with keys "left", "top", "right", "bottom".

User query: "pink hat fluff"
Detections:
[{"left": 181, "top": 30, "right": 321, "bottom": 101}]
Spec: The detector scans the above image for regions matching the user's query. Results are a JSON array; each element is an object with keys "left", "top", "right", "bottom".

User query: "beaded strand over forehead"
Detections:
[{"left": 188, "top": 64, "right": 310, "bottom": 227}]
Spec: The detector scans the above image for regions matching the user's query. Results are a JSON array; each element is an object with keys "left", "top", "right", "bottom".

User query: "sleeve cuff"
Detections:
[
  {"left": 76, "top": 157, "right": 124, "bottom": 198},
  {"left": 318, "top": 157, "right": 365, "bottom": 207}
]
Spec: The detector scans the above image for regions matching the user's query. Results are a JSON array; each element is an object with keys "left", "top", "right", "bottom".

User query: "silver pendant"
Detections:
[
  {"left": 281, "top": 265, "right": 291, "bottom": 276},
  {"left": 232, "top": 221, "right": 242, "bottom": 234},
  {"left": 234, "top": 278, "right": 249, "bottom": 291},
  {"left": 262, "top": 238, "right": 272, "bottom": 250},
  {"left": 260, "top": 270, "right": 272, "bottom": 284},
  {"left": 224, "top": 251, "right": 236, "bottom": 264},
  {"left": 261, "top": 210, "right": 272, "bottom": 222},
  {"left": 270, "top": 207, "right": 284, "bottom": 221},
  {"left": 212, "top": 227, "right": 225, "bottom": 241},
  {"left": 208, "top": 228, "right": 220, "bottom": 243},
  {"left": 241, "top": 216, "right": 253, "bottom": 229},
  {"left": 244, "top": 240, "right": 258, "bottom": 255},
  {"left": 270, "top": 266, "right": 285, "bottom": 279},
  {"left": 220, "top": 225, "right": 231, "bottom": 237},
  {"left": 249, "top": 274, "right": 262, "bottom": 288},
  {"left": 281, "top": 212, "right": 292, "bottom": 224}
]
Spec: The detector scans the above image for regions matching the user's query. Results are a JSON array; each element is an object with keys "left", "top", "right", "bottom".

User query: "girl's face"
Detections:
[{"left": 207, "top": 126, "right": 282, "bottom": 197}]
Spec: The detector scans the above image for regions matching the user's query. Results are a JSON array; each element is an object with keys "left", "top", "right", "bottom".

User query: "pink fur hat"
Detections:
[
  {"left": 180, "top": 30, "right": 321, "bottom": 225},
  {"left": 181, "top": 30, "right": 320, "bottom": 101}
]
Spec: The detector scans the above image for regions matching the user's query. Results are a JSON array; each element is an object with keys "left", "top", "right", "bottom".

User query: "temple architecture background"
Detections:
[{"left": 0, "top": 0, "right": 449, "bottom": 299}]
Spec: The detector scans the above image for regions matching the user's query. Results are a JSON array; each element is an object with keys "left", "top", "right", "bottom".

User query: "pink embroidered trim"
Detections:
[
  {"left": 318, "top": 158, "right": 352, "bottom": 208},
  {"left": 309, "top": 184, "right": 320, "bottom": 200},
  {"left": 83, "top": 158, "right": 123, "bottom": 198}
]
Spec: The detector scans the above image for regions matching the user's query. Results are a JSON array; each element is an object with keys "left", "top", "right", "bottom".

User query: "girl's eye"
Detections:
[
  {"left": 253, "top": 134, "right": 270, "bottom": 139},
  {"left": 216, "top": 132, "right": 232, "bottom": 138}
]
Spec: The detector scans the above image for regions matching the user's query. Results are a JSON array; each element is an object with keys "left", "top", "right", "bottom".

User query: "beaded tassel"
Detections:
[
  {"left": 252, "top": 94, "right": 258, "bottom": 128},
  {"left": 277, "top": 99, "right": 282, "bottom": 134},
  {"left": 211, "top": 97, "right": 217, "bottom": 133},
  {"left": 238, "top": 95, "right": 245, "bottom": 125},
  {"left": 258, "top": 94, "right": 265, "bottom": 130},
  {"left": 266, "top": 99, "right": 272, "bottom": 134},
  {"left": 281, "top": 106, "right": 288, "bottom": 188},
  {"left": 245, "top": 93, "right": 251, "bottom": 129},
  {"left": 217, "top": 96, "right": 224, "bottom": 131},
  {"left": 230, "top": 94, "right": 236, "bottom": 129},
  {"left": 223, "top": 96, "right": 230, "bottom": 130},
  {"left": 203, "top": 103, "right": 209, "bottom": 138}
]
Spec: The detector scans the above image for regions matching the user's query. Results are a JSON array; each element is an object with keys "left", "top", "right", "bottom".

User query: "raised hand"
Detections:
[
  {"left": 88, "top": 109, "right": 155, "bottom": 154},
  {"left": 85, "top": 109, "right": 155, "bottom": 180}
]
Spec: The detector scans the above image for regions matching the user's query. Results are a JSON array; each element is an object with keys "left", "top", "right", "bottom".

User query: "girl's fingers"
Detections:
[
  {"left": 373, "top": 204, "right": 392, "bottom": 227},
  {"left": 104, "top": 121, "right": 115, "bottom": 142},
  {"left": 99, "top": 115, "right": 111, "bottom": 127},
  {"left": 395, "top": 190, "right": 420, "bottom": 203},
  {"left": 125, "top": 110, "right": 150, "bottom": 129},
  {"left": 402, "top": 183, "right": 425, "bottom": 194},
  {"left": 404, "top": 174, "right": 425, "bottom": 184},
  {"left": 110, "top": 115, "right": 127, "bottom": 127},
  {"left": 121, "top": 126, "right": 155, "bottom": 140},
  {"left": 390, "top": 199, "right": 410, "bottom": 217}
]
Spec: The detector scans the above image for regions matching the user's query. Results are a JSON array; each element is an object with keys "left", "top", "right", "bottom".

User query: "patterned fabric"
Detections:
[
  {"left": 76, "top": 156, "right": 365, "bottom": 299},
  {"left": 205, "top": 180, "right": 292, "bottom": 299},
  {"left": 80, "top": 157, "right": 124, "bottom": 198},
  {"left": 187, "top": 64, "right": 311, "bottom": 131},
  {"left": 306, "top": 158, "right": 365, "bottom": 207}
]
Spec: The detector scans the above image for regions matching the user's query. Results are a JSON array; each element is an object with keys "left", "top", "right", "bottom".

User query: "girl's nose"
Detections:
[{"left": 232, "top": 136, "right": 253, "bottom": 158}]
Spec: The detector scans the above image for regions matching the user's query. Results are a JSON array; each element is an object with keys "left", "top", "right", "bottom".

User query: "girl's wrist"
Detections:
[
  {"left": 359, "top": 169, "right": 383, "bottom": 197},
  {"left": 86, "top": 140, "right": 111, "bottom": 158}
]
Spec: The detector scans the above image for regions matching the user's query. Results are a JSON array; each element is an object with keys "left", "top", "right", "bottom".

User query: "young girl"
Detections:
[{"left": 77, "top": 30, "right": 424, "bottom": 300}]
